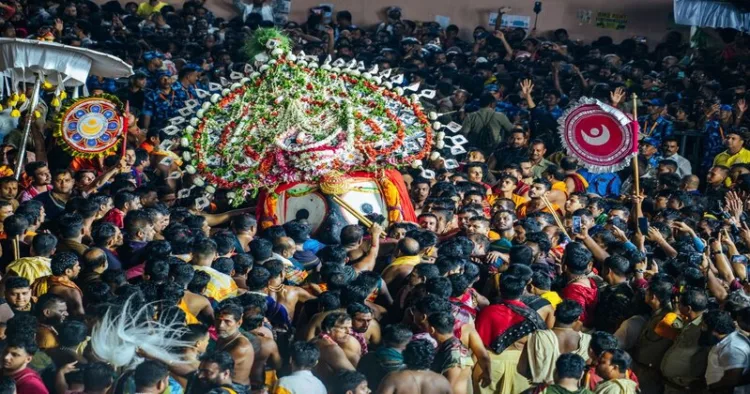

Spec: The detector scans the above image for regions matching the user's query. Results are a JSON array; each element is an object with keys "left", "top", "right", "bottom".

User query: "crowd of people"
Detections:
[{"left": 0, "top": 0, "right": 744, "bottom": 394}]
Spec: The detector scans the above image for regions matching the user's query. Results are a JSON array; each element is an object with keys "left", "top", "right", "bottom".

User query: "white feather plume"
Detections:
[{"left": 90, "top": 296, "right": 193, "bottom": 369}]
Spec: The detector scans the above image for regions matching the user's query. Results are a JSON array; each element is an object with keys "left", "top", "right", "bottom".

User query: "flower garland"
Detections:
[{"left": 180, "top": 47, "right": 434, "bottom": 205}]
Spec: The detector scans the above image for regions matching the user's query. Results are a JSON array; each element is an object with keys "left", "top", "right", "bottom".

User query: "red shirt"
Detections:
[
  {"left": 562, "top": 278, "right": 599, "bottom": 327},
  {"left": 475, "top": 300, "right": 527, "bottom": 348},
  {"left": 102, "top": 208, "right": 125, "bottom": 229},
  {"left": 13, "top": 367, "right": 48, "bottom": 394}
]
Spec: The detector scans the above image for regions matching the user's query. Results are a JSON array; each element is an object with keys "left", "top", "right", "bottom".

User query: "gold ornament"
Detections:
[
  {"left": 18, "top": 94, "right": 26, "bottom": 103},
  {"left": 319, "top": 172, "right": 351, "bottom": 195},
  {"left": 10, "top": 109, "right": 20, "bottom": 118},
  {"left": 59, "top": 91, "right": 67, "bottom": 100},
  {"left": 42, "top": 81, "right": 53, "bottom": 90},
  {"left": 51, "top": 98, "right": 60, "bottom": 107}
]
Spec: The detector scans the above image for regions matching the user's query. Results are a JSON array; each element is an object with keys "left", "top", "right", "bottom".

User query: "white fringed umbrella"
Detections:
[{"left": 0, "top": 38, "right": 133, "bottom": 177}]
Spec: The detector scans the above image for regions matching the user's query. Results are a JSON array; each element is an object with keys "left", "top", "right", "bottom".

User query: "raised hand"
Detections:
[
  {"left": 520, "top": 79, "right": 534, "bottom": 98},
  {"left": 610, "top": 87, "right": 626, "bottom": 107}
]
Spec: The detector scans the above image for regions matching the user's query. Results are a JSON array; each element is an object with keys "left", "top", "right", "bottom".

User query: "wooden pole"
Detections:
[
  {"left": 121, "top": 101, "right": 130, "bottom": 159},
  {"left": 632, "top": 93, "right": 640, "bottom": 197}
]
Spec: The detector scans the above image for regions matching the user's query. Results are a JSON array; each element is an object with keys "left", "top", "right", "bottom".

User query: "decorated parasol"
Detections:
[
  {"left": 558, "top": 97, "right": 639, "bottom": 173},
  {"left": 173, "top": 28, "right": 467, "bottom": 209},
  {"left": 0, "top": 38, "right": 133, "bottom": 178}
]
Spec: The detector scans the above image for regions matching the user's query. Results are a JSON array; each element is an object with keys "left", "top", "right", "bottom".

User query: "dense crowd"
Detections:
[{"left": 0, "top": 1, "right": 745, "bottom": 394}]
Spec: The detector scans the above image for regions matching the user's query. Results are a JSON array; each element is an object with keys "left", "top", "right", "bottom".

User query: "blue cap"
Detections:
[
  {"left": 155, "top": 70, "right": 172, "bottom": 79},
  {"left": 183, "top": 63, "right": 202, "bottom": 73},
  {"left": 641, "top": 137, "right": 659, "bottom": 147},
  {"left": 143, "top": 51, "right": 164, "bottom": 62},
  {"left": 644, "top": 98, "right": 664, "bottom": 107},
  {"left": 720, "top": 104, "right": 733, "bottom": 111},
  {"left": 484, "top": 84, "right": 499, "bottom": 93}
]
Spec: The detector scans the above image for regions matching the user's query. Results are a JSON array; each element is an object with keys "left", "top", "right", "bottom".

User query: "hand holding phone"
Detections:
[
  {"left": 572, "top": 216, "right": 582, "bottom": 234},
  {"left": 638, "top": 217, "right": 649, "bottom": 235}
]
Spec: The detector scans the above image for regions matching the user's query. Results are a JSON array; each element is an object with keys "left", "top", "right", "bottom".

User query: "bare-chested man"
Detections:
[
  {"left": 212, "top": 303, "right": 254, "bottom": 386},
  {"left": 311, "top": 312, "right": 361, "bottom": 386},
  {"left": 426, "top": 311, "right": 475, "bottom": 394},
  {"left": 172, "top": 262, "right": 213, "bottom": 325},
  {"left": 244, "top": 314, "right": 282, "bottom": 391},
  {"left": 377, "top": 339, "right": 451, "bottom": 394},
  {"left": 347, "top": 302, "right": 381, "bottom": 351},
  {"left": 263, "top": 258, "right": 315, "bottom": 320},
  {"left": 381, "top": 237, "right": 422, "bottom": 290},
  {"left": 302, "top": 286, "right": 372, "bottom": 341},
  {"left": 340, "top": 224, "right": 383, "bottom": 272},
  {"left": 43, "top": 252, "right": 85, "bottom": 316}
]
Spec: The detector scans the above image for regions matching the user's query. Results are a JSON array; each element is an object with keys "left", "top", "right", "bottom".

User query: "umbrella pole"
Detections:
[{"left": 14, "top": 76, "right": 42, "bottom": 180}]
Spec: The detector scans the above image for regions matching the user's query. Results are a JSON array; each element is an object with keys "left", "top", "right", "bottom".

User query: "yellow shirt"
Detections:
[
  {"left": 136, "top": 1, "right": 167, "bottom": 18},
  {"left": 713, "top": 148, "right": 750, "bottom": 168}
]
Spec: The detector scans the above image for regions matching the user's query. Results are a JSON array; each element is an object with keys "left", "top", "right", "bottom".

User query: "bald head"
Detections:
[
  {"left": 398, "top": 237, "right": 420, "bottom": 257},
  {"left": 273, "top": 236, "right": 296, "bottom": 256},
  {"left": 681, "top": 174, "right": 700, "bottom": 190},
  {"left": 82, "top": 247, "right": 108, "bottom": 272}
]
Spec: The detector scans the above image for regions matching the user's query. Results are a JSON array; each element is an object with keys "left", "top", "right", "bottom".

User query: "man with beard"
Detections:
[
  {"left": 489, "top": 209, "right": 516, "bottom": 243},
  {"left": 638, "top": 98, "right": 673, "bottom": 148},
  {"left": 34, "top": 293, "right": 68, "bottom": 349},
  {"left": 490, "top": 128, "right": 529, "bottom": 173},
  {"left": 377, "top": 338, "right": 452, "bottom": 394},
  {"left": 142, "top": 70, "right": 179, "bottom": 130},
  {"left": 212, "top": 303, "right": 254, "bottom": 387},
  {"left": 34, "top": 169, "right": 74, "bottom": 221},
  {"left": 186, "top": 351, "right": 248, "bottom": 394},
  {"left": 32, "top": 252, "right": 83, "bottom": 316},
  {"left": 528, "top": 139, "right": 554, "bottom": 180},
  {"left": 347, "top": 302, "right": 380, "bottom": 354},
  {"left": 516, "top": 179, "right": 561, "bottom": 220},
  {"left": 19, "top": 161, "right": 51, "bottom": 202},
  {"left": 411, "top": 177, "right": 431, "bottom": 215},
  {"left": 311, "top": 312, "right": 360, "bottom": 386},
  {"left": 1, "top": 336, "right": 47, "bottom": 393}
]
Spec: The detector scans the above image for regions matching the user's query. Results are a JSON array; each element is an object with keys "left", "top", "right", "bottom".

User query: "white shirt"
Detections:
[
  {"left": 276, "top": 370, "right": 327, "bottom": 394},
  {"left": 706, "top": 331, "right": 750, "bottom": 394},
  {"left": 233, "top": 0, "right": 274, "bottom": 22},
  {"left": 663, "top": 152, "right": 692, "bottom": 178}
]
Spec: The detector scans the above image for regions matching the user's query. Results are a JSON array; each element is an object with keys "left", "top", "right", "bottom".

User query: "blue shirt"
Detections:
[
  {"left": 639, "top": 115, "right": 674, "bottom": 147},
  {"left": 703, "top": 119, "right": 729, "bottom": 170},
  {"left": 135, "top": 67, "right": 160, "bottom": 90},
  {"left": 172, "top": 81, "right": 201, "bottom": 110},
  {"left": 303, "top": 238, "right": 325, "bottom": 254},
  {"left": 142, "top": 88, "right": 178, "bottom": 128}
]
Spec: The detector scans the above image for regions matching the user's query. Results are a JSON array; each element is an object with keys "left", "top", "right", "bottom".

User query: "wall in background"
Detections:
[{"left": 100, "top": 0, "right": 687, "bottom": 45}]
